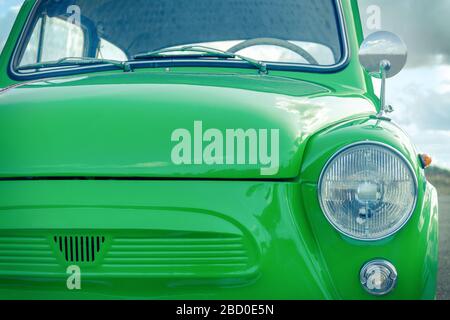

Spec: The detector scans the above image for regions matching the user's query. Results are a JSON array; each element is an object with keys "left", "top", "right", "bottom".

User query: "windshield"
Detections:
[{"left": 14, "top": 0, "right": 345, "bottom": 73}]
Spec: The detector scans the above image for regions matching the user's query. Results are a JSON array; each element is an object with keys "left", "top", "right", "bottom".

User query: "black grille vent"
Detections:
[{"left": 54, "top": 236, "right": 105, "bottom": 263}]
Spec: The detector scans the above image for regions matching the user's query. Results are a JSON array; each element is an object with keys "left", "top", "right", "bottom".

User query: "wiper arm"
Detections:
[
  {"left": 134, "top": 45, "right": 235, "bottom": 59},
  {"left": 17, "top": 57, "right": 132, "bottom": 72},
  {"left": 133, "top": 45, "right": 268, "bottom": 74}
]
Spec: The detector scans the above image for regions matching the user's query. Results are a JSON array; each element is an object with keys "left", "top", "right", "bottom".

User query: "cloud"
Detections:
[
  {"left": 358, "top": 0, "right": 450, "bottom": 68},
  {"left": 389, "top": 66, "right": 450, "bottom": 130},
  {"left": 0, "top": 14, "right": 16, "bottom": 50},
  {"left": 396, "top": 125, "right": 450, "bottom": 169},
  {"left": 360, "top": 1, "right": 450, "bottom": 169},
  {"left": 0, "top": 0, "right": 24, "bottom": 51},
  {"left": 383, "top": 65, "right": 450, "bottom": 169},
  {"left": 0, "top": 0, "right": 23, "bottom": 17}
]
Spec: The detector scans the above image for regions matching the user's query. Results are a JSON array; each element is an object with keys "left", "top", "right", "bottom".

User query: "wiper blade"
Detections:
[
  {"left": 133, "top": 45, "right": 268, "bottom": 74},
  {"left": 17, "top": 57, "right": 132, "bottom": 72}
]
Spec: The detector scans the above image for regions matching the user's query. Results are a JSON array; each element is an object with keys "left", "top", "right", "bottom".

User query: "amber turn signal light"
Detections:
[{"left": 419, "top": 154, "right": 432, "bottom": 168}]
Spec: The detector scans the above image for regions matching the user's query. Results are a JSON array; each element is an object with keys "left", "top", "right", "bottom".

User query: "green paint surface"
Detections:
[{"left": 0, "top": 0, "right": 438, "bottom": 299}]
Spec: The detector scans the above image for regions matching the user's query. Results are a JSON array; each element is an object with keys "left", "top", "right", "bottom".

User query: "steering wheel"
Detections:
[{"left": 227, "top": 38, "right": 319, "bottom": 65}]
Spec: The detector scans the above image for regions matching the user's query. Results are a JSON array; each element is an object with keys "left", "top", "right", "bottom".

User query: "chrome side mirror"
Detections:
[{"left": 359, "top": 31, "right": 408, "bottom": 117}]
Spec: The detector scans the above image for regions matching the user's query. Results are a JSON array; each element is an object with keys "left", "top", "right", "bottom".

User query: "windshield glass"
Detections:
[{"left": 15, "top": 0, "right": 345, "bottom": 72}]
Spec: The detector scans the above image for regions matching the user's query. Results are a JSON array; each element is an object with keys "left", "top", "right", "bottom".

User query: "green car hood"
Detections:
[{"left": 0, "top": 70, "right": 375, "bottom": 179}]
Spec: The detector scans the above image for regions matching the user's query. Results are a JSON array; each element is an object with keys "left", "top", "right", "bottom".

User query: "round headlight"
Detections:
[{"left": 318, "top": 142, "right": 417, "bottom": 241}]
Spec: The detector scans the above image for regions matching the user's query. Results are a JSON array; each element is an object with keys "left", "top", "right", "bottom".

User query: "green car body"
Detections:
[{"left": 0, "top": 0, "right": 438, "bottom": 299}]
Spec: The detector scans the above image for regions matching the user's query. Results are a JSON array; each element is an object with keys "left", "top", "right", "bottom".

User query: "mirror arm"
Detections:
[{"left": 377, "top": 60, "right": 392, "bottom": 118}]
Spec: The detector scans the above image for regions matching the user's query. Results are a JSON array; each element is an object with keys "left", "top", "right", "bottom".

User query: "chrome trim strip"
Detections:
[{"left": 0, "top": 78, "right": 42, "bottom": 94}]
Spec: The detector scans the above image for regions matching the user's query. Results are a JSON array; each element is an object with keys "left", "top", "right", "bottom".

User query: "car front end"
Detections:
[{"left": 0, "top": 0, "right": 438, "bottom": 300}]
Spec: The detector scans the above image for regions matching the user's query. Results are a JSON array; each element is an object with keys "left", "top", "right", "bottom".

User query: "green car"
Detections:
[{"left": 0, "top": 0, "right": 438, "bottom": 300}]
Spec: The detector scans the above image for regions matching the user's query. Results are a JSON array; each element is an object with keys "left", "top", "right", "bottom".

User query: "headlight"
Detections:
[{"left": 318, "top": 142, "right": 417, "bottom": 241}]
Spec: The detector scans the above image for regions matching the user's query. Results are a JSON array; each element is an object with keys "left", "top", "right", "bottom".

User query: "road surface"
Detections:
[{"left": 438, "top": 194, "right": 450, "bottom": 300}]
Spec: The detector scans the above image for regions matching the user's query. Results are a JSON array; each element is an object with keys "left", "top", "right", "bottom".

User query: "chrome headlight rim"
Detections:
[{"left": 318, "top": 141, "right": 418, "bottom": 242}]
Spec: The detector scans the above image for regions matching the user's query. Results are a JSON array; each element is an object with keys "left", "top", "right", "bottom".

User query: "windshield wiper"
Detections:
[
  {"left": 133, "top": 45, "right": 268, "bottom": 74},
  {"left": 17, "top": 57, "right": 132, "bottom": 72}
]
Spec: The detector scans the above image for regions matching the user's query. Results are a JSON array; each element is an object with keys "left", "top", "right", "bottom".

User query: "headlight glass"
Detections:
[{"left": 319, "top": 142, "right": 417, "bottom": 240}]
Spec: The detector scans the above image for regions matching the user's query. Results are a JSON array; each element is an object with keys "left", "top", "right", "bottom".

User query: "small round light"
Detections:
[{"left": 360, "top": 260, "right": 397, "bottom": 296}]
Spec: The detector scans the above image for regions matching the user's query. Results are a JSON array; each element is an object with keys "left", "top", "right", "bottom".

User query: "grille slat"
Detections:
[
  {"left": 0, "top": 245, "right": 50, "bottom": 251},
  {"left": 64, "top": 237, "right": 68, "bottom": 261},
  {"left": 101, "top": 236, "right": 254, "bottom": 273},
  {"left": 75, "top": 236, "right": 79, "bottom": 261},
  {"left": 110, "top": 244, "right": 244, "bottom": 250},
  {"left": 108, "top": 250, "right": 247, "bottom": 256},
  {"left": 85, "top": 237, "right": 90, "bottom": 262},
  {"left": 91, "top": 237, "right": 95, "bottom": 262},
  {"left": 112, "top": 238, "right": 242, "bottom": 245},
  {"left": 103, "top": 257, "right": 248, "bottom": 264},
  {"left": 80, "top": 236, "right": 84, "bottom": 261},
  {"left": 54, "top": 236, "right": 105, "bottom": 263},
  {"left": 0, "top": 236, "right": 58, "bottom": 269},
  {"left": 0, "top": 237, "right": 48, "bottom": 243},
  {"left": 0, "top": 234, "right": 257, "bottom": 278}
]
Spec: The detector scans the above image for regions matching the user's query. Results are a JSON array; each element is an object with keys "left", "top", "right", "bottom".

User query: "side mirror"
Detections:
[{"left": 359, "top": 31, "right": 408, "bottom": 117}]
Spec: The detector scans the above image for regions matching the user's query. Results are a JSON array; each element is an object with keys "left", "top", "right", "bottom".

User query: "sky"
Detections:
[
  {"left": 1, "top": 0, "right": 449, "bottom": 169},
  {"left": 0, "top": 0, "right": 22, "bottom": 51},
  {"left": 358, "top": 0, "right": 450, "bottom": 169}
]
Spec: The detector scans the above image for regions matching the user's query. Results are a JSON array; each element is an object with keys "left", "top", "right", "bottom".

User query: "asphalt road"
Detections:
[{"left": 438, "top": 194, "right": 450, "bottom": 300}]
